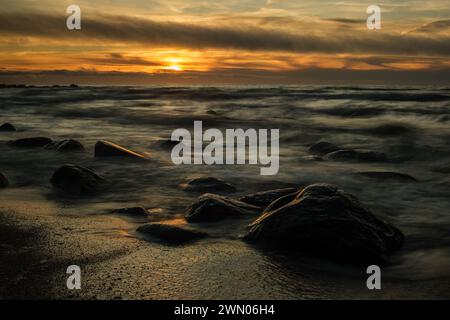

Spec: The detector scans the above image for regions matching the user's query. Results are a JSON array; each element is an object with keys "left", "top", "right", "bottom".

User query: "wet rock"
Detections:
[
  {"left": 365, "top": 123, "right": 414, "bottom": 136},
  {"left": 50, "top": 164, "right": 106, "bottom": 196},
  {"left": 239, "top": 188, "right": 298, "bottom": 208},
  {"left": 45, "top": 139, "right": 85, "bottom": 152},
  {"left": 244, "top": 183, "right": 404, "bottom": 265},
  {"left": 94, "top": 140, "right": 146, "bottom": 159},
  {"left": 325, "top": 149, "right": 388, "bottom": 162},
  {"left": 206, "top": 110, "right": 218, "bottom": 115},
  {"left": 112, "top": 207, "right": 149, "bottom": 216},
  {"left": 181, "top": 177, "right": 236, "bottom": 193},
  {"left": 0, "top": 123, "right": 16, "bottom": 132},
  {"left": 185, "top": 193, "right": 261, "bottom": 223},
  {"left": 309, "top": 142, "right": 339, "bottom": 156},
  {"left": 137, "top": 223, "right": 208, "bottom": 245},
  {"left": 0, "top": 172, "right": 8, "bottom": 188},
  {"left": 8, "top": 137, "right": 52, "bottom": 148},
  {"left": 356, "top": 171, "right": 418, "bottom": 182}
]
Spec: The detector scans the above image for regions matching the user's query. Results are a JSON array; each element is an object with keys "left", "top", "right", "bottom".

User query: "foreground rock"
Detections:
[
  {"left": 181, "top": 177, "right": 236, "bottom": 193},
  {"left": 239, "top": 188, "right": 299, "bottom": 208},
  {"left": 8, "top": 137, "right": 52, "bottom": 148},
  {"left": 137, "top": 223, "right": 208, "bottom": 245},
  {"left": 244, "top": 184, "right": 404, "bottom": 265},
  {"left": 185, "top": 194, "right": 261, "bottom": 223},
  {"left": 356, "top": 171, "right": 418, "bottom": 182},
  {"left": 325, "top": 149, "right": 388, "bottom": 162},
  {"left": 50, "top": 164, "right": 106, "bottom": 196},
  {"left": 45, "top": 139, "right": 85, "bottom": 152},
  {"left": 112, "top": 207, "right": 149, "bottom": 216},
  {"left": 94, "top": 140, "right": 146, "bottom": 159},
  {"left": 0, "top": 172, "right": 8, "bottom": 188},
  {"left": 0, "top": 123, "right": 16, "bottom": 132},
  {"left": 309, "top": 142, "right": 339, "bottom": 155}
]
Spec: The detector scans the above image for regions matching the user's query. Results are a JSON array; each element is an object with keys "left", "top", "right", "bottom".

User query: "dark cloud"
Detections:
[
  {"left": 85, "top": 53, "right": 163, "bottom": 67},
  {"left": 0, "top": 12, "right": 449, "bottom": 56}
]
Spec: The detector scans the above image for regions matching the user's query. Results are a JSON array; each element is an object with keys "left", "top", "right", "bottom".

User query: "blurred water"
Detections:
[{"left": 0, "top": 85, "right": 449, "bottom": 298}]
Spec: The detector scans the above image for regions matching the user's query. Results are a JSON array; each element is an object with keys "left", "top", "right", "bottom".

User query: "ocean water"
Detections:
[{"left": 0, "top": 85, "right": 449, "bottom": 299}]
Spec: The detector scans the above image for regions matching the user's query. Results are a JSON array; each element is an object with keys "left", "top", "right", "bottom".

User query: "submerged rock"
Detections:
[
  {"left": 244, "top": 183, "right": 404, "bottom": 265},
  {"left": 137, "top": 223, "right": 208, "bottom": 245},
  {"left": 0, "top": 123, "right": 16, "bottom": 132},
  {"left": 0, "top": 172, "right": 8, "bottom": 188},
  {"left": 45, "top": 139, "right": 85, "bottom": 152},
  {"left": 8, "top": 137, "right": 52, "bottom": 148},
  {"left": 94, "top": 140, "right": 146, "bottom": 159},
  {"left": 356, "top": 171, "right": 418, "bottom": 182},
  {"left": 185, "top": 193, "right": 261, "bottom": 223},
  {"left": 308, "top": 141, "right": 339, "bottom": 155},
  {"left": 239, "top": 188, "right": 299, "bottom": 208},
  {"left": 181, "top": 177, "right": 236, "bottom": 193},
  {"left": 50, "top": 164, "right": 106, "bottom": 196},
  {"left": 325, "top": 149, "right": 388, "bottom": 162},
  {"left": 112, "top": 207, "right": 149, "bottom": 216}
]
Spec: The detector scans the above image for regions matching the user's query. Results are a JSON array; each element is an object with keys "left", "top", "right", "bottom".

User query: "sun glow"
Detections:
[{"left": 166, "top": 65, "right": 183, "bottom": 71}]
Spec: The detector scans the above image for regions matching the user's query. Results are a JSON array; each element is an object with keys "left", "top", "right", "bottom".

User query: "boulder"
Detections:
[
  {"left": 185, "top": 193, "right": 261, "bottom": 223},
  {"left": 45, "top": 139, "right": 85, "bottom": 152},
  {"left": 325, "top": 149, "right": 387, "bottom": 162},
  {"left": 8, "top": 137, "right": 52, "bottom": 148},
  {"left": 0, "top": 123, "right": 16, "bottom": 132},
  {"left": 308, "top": 141, "right": 339, "bottom": 155},
  {"left": 356, "top": 171, "right": 417, "bottom": 182},
  {"left": 94, "top": 140, "right": 146, "bottom": 159},
  {"left": 0, "top": 172, "right": 8, "bottom": 188},
  {"left": 181, "top": 177, "right": 236, "bottom": 193},
  {"left": 239, "top": 188, "right": 299, "bottom": 208},
  {"left": 244, "top": 184, "right": 404, "bottom": 265},
  {"left": 137, "top": 223, "right": 208, "bottom": 245},
  {"left": 50, "top": 164, "right": 106, "bottom": 196},
  {"left": 112, "top": 207, "right": 148, "bottom": 216}
]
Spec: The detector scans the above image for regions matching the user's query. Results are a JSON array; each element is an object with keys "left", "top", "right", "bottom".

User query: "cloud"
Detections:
[{"left": 0, "top": 11, "right": 449, "bottom": 56}]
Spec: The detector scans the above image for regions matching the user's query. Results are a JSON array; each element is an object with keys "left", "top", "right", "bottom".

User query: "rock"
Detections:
[
  {"left": 185, "top": 193, "right": 261, "bottom": 223},
  {"left": 309, "top": 142, "right": 339, "bottom": 155},
  {"left": 0, "top": 123, "right": 16, "bottom": 132},
  {"left": 69, "top": 84, "right": 79, "bottom": 88},
  {"left": 356, "top": 171, "right": 418, "bottom": 182},
  {"left": 112, "top": 207, "right": 148, "bottom": 216},
  {"left": 94, "top": 140, "right": 146, "bottom": 159},
  {"left": 45, "top": 139, "right": 85, "bottom": 152},
  {"left": 206, "top": 110, "right": 218, "bottom": 115},
  {"left": 325, "top": 149, "right": 388, "bottom": 162},
  {"left": 137, "top": 223, "right": 208, "bottom": 245},
  {"left": 244, "top": 184, "right": 404, "bottom": 265},
  {"left": 239, "top": 188, "right": 299, "bottom": 208},
  {"left": 8, "top": 137, "right": 52, "bottom": 148},
  {"left": 181, "top": 177, "right": 236, "bottom": 193},
  {"left": 50, "top": 164, "right": 106, "bottom": 196},
  {"left": 0, "top": 172, "right": 8, "bottom": 188}
]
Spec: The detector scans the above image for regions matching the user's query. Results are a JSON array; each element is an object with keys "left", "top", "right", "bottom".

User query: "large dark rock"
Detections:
[
  {"left": 137, "top": 223, "right": 208, "bottom": 245},
  {"left": 181, "top": 177, "right": 236, "bottom": 193},
  {"left": 0, "top": 172, "right": 8, "bottom": 188},
  {"left": 325, "top": 149, "right": 388, "bottom": 162},
  {"left": 8, "top": 137, "right": 52, "bottom": 148},
  {"left": 94, "top": 140, "right": 146, "bottom": 159},
  {"left": 239, "top": 188, "right": 299, "bottom": 208},
  {"left": 50, "top": 164, "right": 106, "bottom": 196},
  {"left": 244, "top": 184, "right": 404, "bottom": 265},
  {"left": 45, "top": 139, "right": 85, "bottom": 152},
  {"left": 309, "top": 142, "right": 339, "bottom": 155},
  {"left": 356, "top": 171, "right": 417, "bottom": 182},
  {"left": 0, "top": 123, "right": 16, "bottom": 132},
  {"left": 185, "top": 193, "right": 261, "bottom": 223}
]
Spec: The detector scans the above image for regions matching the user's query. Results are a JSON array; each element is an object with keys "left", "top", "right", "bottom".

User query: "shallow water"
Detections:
[{"left": 0, "top": 85, "right": 449, "bottom": 299}]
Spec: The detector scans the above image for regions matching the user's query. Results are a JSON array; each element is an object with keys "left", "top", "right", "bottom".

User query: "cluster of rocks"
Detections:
[{"left": 136, "top": 180, "right": 404, "bottom": 265}]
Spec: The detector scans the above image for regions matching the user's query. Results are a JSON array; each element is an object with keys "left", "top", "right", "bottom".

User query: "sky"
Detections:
[{"left": 0, "top": 0, "right": 449, "bottom": 85}]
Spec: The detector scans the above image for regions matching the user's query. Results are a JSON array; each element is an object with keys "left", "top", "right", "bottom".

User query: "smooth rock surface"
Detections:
[
  {"left": 50, "top": 164, "right": 106, "bottom": 196},
  {"left": 94, "top": 140, "right": 146, "bottom": 159},
  {"left": 137, "top": 223, "right": 208, "bottom": 245}
]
